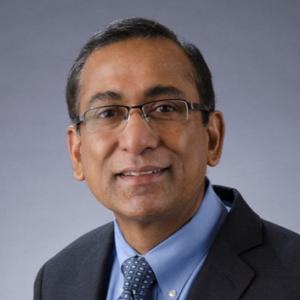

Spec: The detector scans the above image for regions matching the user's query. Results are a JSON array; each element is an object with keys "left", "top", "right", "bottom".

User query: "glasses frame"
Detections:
[{"left": 73, "top": 98, "right": 213, "bottom": 129}]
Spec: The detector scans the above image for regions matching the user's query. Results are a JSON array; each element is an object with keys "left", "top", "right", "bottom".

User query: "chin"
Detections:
[{"left": 115, "top": 204, "right": 169, "bottom": 224}]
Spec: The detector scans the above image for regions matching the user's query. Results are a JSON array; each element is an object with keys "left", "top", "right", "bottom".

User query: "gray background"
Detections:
[{"left": 1, "top": 0, "right": 299, "bottom": 299}]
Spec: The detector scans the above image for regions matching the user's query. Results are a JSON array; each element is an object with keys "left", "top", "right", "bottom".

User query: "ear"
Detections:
[
  {"left": 67, "top": 126, "right": 85, "bottom": 181},
  {"left": 206, "top": 111, "right": 225, "bottom": 167}
]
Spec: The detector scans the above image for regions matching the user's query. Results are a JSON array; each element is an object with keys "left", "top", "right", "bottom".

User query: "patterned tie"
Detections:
[{"left": 118, "top": 256, "right": 156, "bottom": 300}]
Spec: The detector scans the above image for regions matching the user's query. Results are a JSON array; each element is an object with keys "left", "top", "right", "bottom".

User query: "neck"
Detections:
[{"left": 115, "top": 192, "right": 204, "bottom": 254}]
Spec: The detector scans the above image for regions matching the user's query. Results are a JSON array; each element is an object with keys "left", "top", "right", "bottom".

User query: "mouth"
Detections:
[
  {"left": 121, "top": 168, "right": 165, "bottom": 176},
  {"left": 115, "top": 166, "right": 169, "bottom": 183}
]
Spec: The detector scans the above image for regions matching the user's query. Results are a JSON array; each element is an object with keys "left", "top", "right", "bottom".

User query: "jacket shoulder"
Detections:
[
  {"left": 34, "top": 222, "right": 114, "bottom": 300},
  {"left": 262, "top": 220, "right": 300, "bottom": 269},
  {"left": 45, "top": 222, "right": 114, "bottom": 269}
]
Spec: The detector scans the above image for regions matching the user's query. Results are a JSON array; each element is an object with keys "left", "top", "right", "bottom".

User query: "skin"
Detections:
[{"left": 67, "top": 38, "right": 225, "bottom": 254}]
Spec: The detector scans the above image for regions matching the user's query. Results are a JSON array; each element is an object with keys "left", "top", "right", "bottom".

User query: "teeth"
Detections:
[{"left": 123, "top": 169, "right": 162, "bottom": 176}]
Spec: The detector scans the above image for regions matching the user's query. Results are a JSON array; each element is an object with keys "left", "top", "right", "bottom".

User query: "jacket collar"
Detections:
[{"left": 187, "top": 185, "right": 263, "bottom": 300}]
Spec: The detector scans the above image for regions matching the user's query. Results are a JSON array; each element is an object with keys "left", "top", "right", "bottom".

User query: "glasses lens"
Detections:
[
  {"left": 84, "top": 106, "right": 127, "bottom": 132},
  {"left": 144, "top": 100, "right": 188, "bottom": 122}
]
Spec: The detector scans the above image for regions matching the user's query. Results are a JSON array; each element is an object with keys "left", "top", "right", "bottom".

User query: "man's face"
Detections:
[{"left": 68, "top": 38, "right": 224, "bottom": 227}]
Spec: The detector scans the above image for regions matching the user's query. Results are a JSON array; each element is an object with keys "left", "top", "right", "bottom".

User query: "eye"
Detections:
[
  {"left": 85, "top": 106, "right": 126, "bottom": 124},
  {"left": 90, "top": 105, "right": 126, "bottom": 121},
  {"left": 153, "top": 103, "right": 178, "bottom": 113},
  {"left": 96, "top": 107, "right": 118, "bottom": 119},
  {"left": 145, "top": 100, "right": 187, "bottom": 121},
  {"left": 84, "top": 106, "right": 127, "bottom": 131}
]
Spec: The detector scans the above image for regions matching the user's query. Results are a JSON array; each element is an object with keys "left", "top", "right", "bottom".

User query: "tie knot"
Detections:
[{"left": 119, "top": 256, "right": 156, "bottom": 300}]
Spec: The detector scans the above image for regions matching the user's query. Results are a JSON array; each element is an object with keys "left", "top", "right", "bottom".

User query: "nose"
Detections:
[{"left": 118, "top": 109, "right": 159, "bottom": 155}]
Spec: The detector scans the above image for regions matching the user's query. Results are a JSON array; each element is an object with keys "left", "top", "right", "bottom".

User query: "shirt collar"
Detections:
[{"left": 114, "top": 181, "right": 228, "bottom": 297}]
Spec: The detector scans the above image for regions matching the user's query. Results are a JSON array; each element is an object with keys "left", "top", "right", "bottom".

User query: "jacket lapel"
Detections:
[
  {"left": 187, "top": 240, "right": 255, "bottom": 300},
  {"left": 69, "top": 223, "right": 114, "bottom": 300},
  {"left": 188, "top": 186, "right": 263, "bottom": 300}
]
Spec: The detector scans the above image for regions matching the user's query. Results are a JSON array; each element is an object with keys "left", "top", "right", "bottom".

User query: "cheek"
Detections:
[
  {"left": 170, "top": 122, "right": 208, "bottom": 157},
  {"left": 80, "top": 134, "right": 115, "bottom": 182},
  {"left": 79, "top": 137, "right": 116, "bottom": 208},
  {"left": 174, "top": 124, "right": 209, "bottom": 177}
]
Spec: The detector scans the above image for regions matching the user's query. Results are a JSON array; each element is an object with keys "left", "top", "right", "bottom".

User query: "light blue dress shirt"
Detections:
[{"left": 106, "top": 182, "right": 229, "bottom": 300}]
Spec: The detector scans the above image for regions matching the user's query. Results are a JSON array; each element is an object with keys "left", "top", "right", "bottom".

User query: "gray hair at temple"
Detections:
[{"left": 66, "top": 17, "right": 215, "bottom": 125}]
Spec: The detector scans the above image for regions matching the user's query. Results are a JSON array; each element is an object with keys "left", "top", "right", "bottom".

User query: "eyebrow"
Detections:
[
  {"left": 87, "top": 85, "right": 186, "bottom": 108},
  {"left": 88, "top": 91, "right": 122, "bottom": 107},
  {"left": 144, "top": 85, "right": 185, "bottom": 99}
]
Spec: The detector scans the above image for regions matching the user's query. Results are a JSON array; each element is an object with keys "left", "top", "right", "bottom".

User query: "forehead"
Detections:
[{"left": 78, "top": 38, "right": 198, "bottom": 109}]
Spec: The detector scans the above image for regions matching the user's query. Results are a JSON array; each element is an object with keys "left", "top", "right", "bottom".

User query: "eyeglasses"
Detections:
[{"left": 74, "top": 99, "right": 212, "bottom": 133}]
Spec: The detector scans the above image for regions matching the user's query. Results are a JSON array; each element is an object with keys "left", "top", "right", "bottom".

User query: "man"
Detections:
[{"left": 34, "top": 18, "right": 300, "bottom": 300}]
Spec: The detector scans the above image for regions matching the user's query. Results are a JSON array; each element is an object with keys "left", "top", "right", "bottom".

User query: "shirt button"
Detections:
[{"left": 168, "top": 290, "right": 177, "bottom": 298}]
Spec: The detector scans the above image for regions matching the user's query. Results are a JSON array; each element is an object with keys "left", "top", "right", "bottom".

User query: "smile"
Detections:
[
  {"left": 115, "top": 167, "right": 169, "bottom": 183},
  {"left": 122, "top": 169, "right": 164, "bottom": 176}
]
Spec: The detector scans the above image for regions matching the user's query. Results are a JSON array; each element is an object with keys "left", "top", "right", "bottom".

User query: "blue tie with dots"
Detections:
[{"left": 118, "top": 256, "right": 156, "bottom": 300}]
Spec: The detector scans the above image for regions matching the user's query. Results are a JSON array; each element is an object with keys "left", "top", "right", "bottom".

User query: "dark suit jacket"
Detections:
[{"left": 34, "top": 186, "right": 300, "bottom": 299}]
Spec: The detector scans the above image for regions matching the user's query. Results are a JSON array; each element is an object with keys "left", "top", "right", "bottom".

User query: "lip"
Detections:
[
  {"left": 115, "top": 166, "right": 169, "bottom": 185},
  {"left": 116, "top": 165, "right": 169, "bottom": 175}
]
